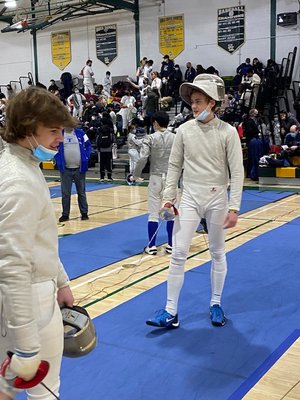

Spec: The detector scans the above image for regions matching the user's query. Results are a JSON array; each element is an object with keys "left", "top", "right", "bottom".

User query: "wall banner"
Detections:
[
  {"left": 159, "top": 15, "right": 184, "bottom": 59},
  {"left": 51, "top": 31, "right": 71, "bottom": 70},
  {"left": 95, "top": 24, "right": 117, "bottom": 65},
  {"left": 218, "top": 6, "right": 245, "bottom": 54}
]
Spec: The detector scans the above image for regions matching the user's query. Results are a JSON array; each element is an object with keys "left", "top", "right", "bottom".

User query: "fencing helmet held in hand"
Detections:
[
  {"left": 179, "top": 73, "right": 225, "bottom": 104},
  {"left": 61, "top": 305, "right": 97, "bottom": 358}
]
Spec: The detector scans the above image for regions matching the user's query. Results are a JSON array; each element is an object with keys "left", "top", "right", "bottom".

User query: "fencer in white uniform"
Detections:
[
  {"left": 127, "top": 124, "right": 144, "bottom": 175},
  {"left": 146, "top": 74, "right": 244, "bottom": 328},
  {"left": 133, "top": 111, "right": 175, "bottom": 255},
  {"left": 0, "top": 87, "right": 76, "bottom": 400}
]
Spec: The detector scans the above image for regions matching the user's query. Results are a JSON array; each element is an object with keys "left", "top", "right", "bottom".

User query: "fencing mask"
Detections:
[{"left": 61, "top": 305, "right": 97, "bottom": 358}]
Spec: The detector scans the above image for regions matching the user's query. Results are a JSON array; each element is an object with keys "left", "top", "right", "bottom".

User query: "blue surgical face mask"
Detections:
[
  {"left": 196, "top": 106, "right": 210, "bottom": 122},
  {"left": 27, "top": 136, "right": 58, "bottom": 162}
]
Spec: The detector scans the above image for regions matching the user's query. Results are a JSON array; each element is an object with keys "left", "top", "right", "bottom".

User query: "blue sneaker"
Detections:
[
  {"left": 146, "top": 309, "right": 180, "bottom": 329},
  {"left": 210, "top": 305, "right": 226, "bottom": 326}
]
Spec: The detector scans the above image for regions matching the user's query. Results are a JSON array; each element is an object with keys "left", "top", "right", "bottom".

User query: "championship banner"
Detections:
[
  {"left": 159, "top": 15, "right": 184, "bottom": 59},
  {"left": 218, "top": 6, "right": 245, "bottom": 54},
  {"left": 51, "top": 31, "right": 71, "bottom": 70},
  {"left": 95, "top": 24, "right": 117, "bottom": 65}
]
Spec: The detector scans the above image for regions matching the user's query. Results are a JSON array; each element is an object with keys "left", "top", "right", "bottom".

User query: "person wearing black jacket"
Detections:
[
  {"left": 97, "top": 112, "right": 116, "bottom": 182},
  {"left": 244, "top": 108, "right": 263, "bottom": 181}
]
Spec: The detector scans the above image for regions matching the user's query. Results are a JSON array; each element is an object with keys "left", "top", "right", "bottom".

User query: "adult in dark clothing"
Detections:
[
  {"left": 144, "top": 87, "right": 159, "bottom": 134},
  {"left": 236, "top": 58, "right": 254, "bottom": 76},
  {"left": 184, "top": 62, "right": 196, "bottom": 83},
  {"left": 234, "top": 58, "right": 254, "bottom": 90},
  {"left": 196, "top": 65, "right": 206, "bottom": 75},
  {"left": 244, "top": 108, "right": 263, "bottom": 181},
  {"left": 172, "top": 64, "right": 183, "bottom": 99},
  {"left": 160, "top": 54, "right": 174, "bottom": 97},
  {"left": 82, "top": 100, "right": 100, "bottom": 123},
  {"left": 86, "top": 113, "right": 101, "bottom": 143},
  {"left": 48, "top": 79, "right": 59, "bottom": 93},
  {"left": 180, "top": 62, "right": 196, "bottom": 113},
  {"left": 279, "top": 110, "right": 299, "bottom": 140},
  {"left": 60, "top": 72, "right": 73, "bottom": 102},
  {"left": 97, "top": 112, "right": 115, "bottom": 182},
  {"left": 252, "top": 58, "right": 264, "bottom": 77}
]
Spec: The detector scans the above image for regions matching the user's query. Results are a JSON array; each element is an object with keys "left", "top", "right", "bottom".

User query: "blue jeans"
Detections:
[{"left": 60, "top": 168, "right": 88, "bottom": 216}]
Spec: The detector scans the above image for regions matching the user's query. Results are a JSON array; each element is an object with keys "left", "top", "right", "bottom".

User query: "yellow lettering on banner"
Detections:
[
  {"left": 51, "top": 31, "right": 71, "bottom": 71},
  {"left": 159, "top": 14, "right": 184, "bottom": 59}
]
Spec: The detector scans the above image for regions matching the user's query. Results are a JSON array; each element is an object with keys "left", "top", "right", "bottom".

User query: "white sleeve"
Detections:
[{"left": 163, "top": 128, "right": 184, "bottom": 201}]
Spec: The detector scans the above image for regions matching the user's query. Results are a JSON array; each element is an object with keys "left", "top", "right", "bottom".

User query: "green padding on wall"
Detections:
[
  {"left": 295, "top": 168, "right": 300, "bottom": 178},
  {"left": 258, "top": 167, "right": 276, "bottom": 177}
]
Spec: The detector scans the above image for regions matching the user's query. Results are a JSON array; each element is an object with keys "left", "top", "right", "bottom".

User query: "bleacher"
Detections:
[{"left": 259, "top": 156, "right": 300, "bottom": 185}]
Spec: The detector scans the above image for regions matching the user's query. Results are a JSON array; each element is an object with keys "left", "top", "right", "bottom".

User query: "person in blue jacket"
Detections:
[{"left": 55, "top": 126, "right": 92, "bottom": 222}]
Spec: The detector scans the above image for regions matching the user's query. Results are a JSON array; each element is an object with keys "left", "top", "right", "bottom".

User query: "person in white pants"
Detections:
[
  {"left": 133, "top": 111, "right": 175, "bottom": 255},
  {"left": 146, "top": 74, "right": 244, "bottom": 329},
  {"left": 0, "top": 87, "right": 76, "bottom": 399},
  {"left": 82, "top": 59, "right": 95, "bottom": 97},
  {"left": 127, "top": 123, "right": 143, "bottom": 174},
  {"left": 67, "top": 88, "right": 86, "bottom": 119}
]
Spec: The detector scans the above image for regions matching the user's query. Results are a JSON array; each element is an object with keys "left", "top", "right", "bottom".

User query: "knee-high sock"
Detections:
[
  {"left": 210, "top": 256, "right": 227, "bottom": 306},
  {"left": 166, "top": 220, "right": 174, "bottom": 246},
  {"left": 148, "top": 221, "right": 158, "bottom": 247},
  {"left": 166, "top": 258, "right": 185, "bottom": 316}
]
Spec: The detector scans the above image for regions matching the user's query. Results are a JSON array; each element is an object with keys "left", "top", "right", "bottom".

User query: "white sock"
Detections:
[
  {"left": 165, "top": 263, "right": 185, "bottom": 316},
  {"left": 210, "top": 258, "right": 227, "bottom": 307}
]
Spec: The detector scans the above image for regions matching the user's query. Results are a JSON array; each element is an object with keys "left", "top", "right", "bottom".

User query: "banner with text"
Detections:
[
  {"left": 95, "top": 24, "right": 117, "bottom": 65},
  {"left": 51, "top": 31, "right": 71, "bottom": 70},
  {"left": 218, "top": 6, "right": 245, "bottom": 54},
  {"left": 159, "top": 15, "right": 184, "bottom": 59}
]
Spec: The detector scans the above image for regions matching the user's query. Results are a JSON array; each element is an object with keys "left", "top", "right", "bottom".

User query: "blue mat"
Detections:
[
  {"left": 59, "top": 190, "right": 294, "bottom": 280},
  {"left": 49, "top": 182, "right": 117, "bottom": 198},
  {"left": 56, "top": 217, "right": 300, "bottom": 400},
  {"left": 239, "top": 189, "right": 293, "bottom": 214},
  {"left": 59, "top": 214, "right": 168, "bottom": 280}
]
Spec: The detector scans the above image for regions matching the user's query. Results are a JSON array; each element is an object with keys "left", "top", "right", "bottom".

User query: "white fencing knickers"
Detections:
[
  {"left": 148, "top": 174, "right": 165, "bottom": 222},
  {"left": 128, "top": 149, "right": 140, "bottom": 175},
  {"left": 0, "top": 281, "right": 64, "bottom": 399},
  {"left": 166, "top": 186, "right": 228, "bottom": 316}
]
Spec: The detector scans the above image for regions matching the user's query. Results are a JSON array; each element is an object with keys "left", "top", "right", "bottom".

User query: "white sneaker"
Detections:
[
  {"left": 165, "top": 245, "right": 172, "bottom": 254},
  {"left": 144, "top": 246, "right": 157, "bottom": 255}
]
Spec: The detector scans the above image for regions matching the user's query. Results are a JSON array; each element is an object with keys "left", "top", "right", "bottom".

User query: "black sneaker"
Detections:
[
  {"left": 81, "top": 214, "right": 89, "bottom": 220},
  {"left": 59, "top": 215, "right": 69, "bottom": 222}
]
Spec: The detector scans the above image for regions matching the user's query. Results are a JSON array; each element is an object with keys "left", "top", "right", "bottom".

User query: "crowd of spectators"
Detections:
[{"left": 0, "top": 54, "right": 299, "bottom": 182}]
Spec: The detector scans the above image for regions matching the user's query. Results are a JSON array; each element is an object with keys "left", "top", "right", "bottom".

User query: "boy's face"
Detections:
[
  {"left": 33, "top": 123, "right": 64, "bottom": 150},
  {"left": 190, "top": 91, "right": 212, "bottom": 118}
]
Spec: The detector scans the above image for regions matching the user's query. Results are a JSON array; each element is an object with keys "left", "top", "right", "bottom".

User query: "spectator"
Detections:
[
  {"left": 279, "top": 110, "right": 299, "bottom": 139},
  {"left": 97, "top": 112, "right": 116, "bottom": 182},
  {"left": 172, "top": 64, "right": 183, "bottom": 99},
  {"left": 103, "top": 71, "right": 112, "bottom": 96},
  {"left": 143, "top": 87, "right": 159, "bottom": 134},
  {"left": 55, "top": 126, "right": 92, "bottom": 222},
  {"left": 82, "top": 59, "right": 95, "bottom": 98},
  {"left": 48, "top": 79, "right": 59, "bottom": 93},
  {"left": 160, "top": 54, "right": 174, "bottom": 97},
  {"left": 252, "top": 57, "right": 264, "bottom": 77},
  {"left": 244, "top": 108, "right": 264, "bottom": 181},
  {"left": 67, "top": 88, "right": 86, "bottom": 120}
]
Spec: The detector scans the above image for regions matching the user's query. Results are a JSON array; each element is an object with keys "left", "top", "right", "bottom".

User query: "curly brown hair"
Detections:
[{"left": 1, "top": 86, "right": 77, "bottom": 143}]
